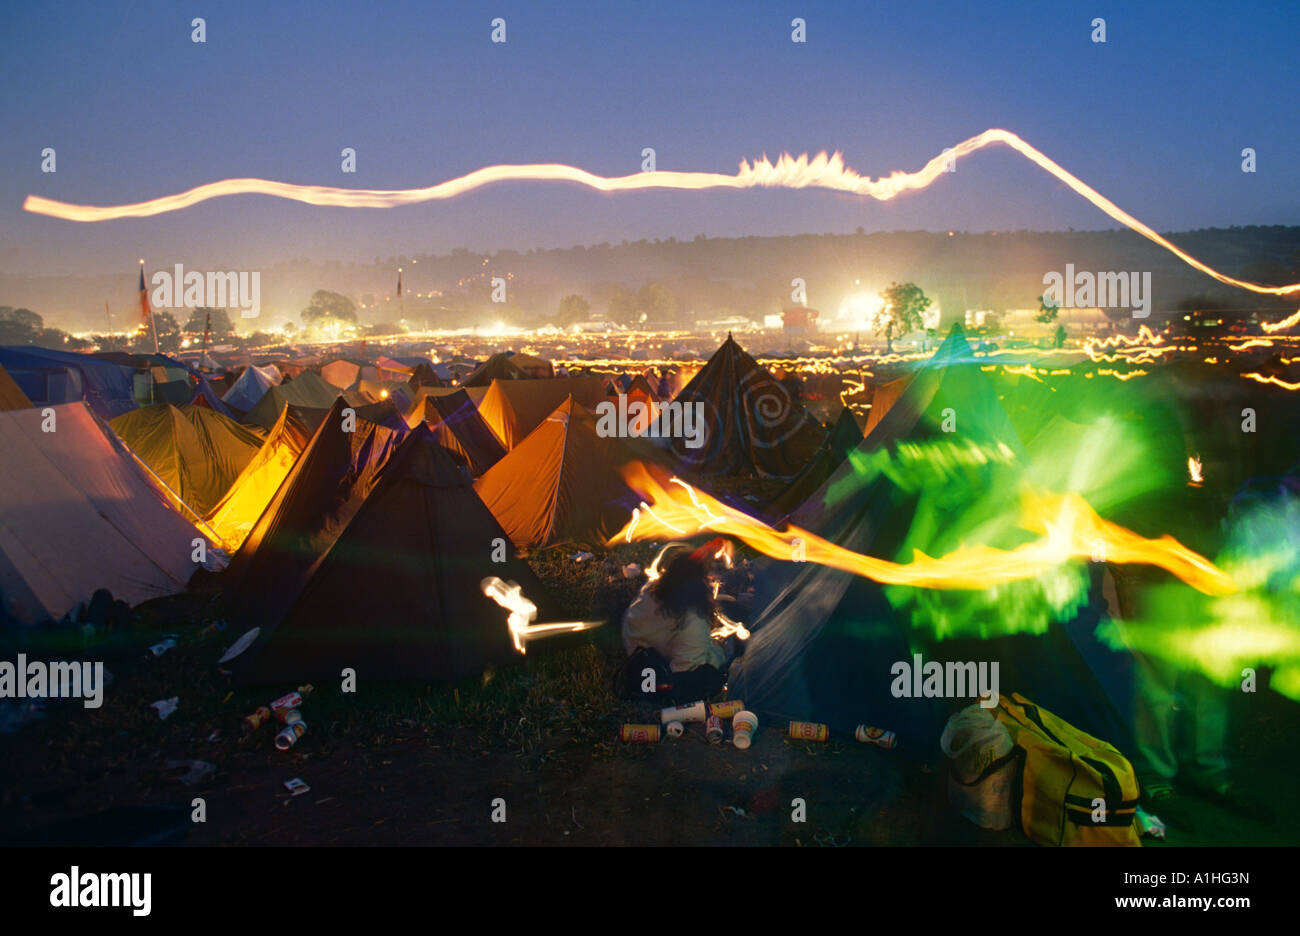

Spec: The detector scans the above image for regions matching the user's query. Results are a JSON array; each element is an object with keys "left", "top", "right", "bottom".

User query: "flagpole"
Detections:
[
  {"left": 104, "top": 300, "right": 112, "bottom": 345},
  {"left": 398, "top": 266, "right": 404, "bottom": 318},
  {"left": 140, "top": 258, "right": 160, "bottom": 355}
]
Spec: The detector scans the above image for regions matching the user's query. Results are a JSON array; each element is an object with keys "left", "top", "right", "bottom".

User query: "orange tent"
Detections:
[
  {"left": 476, "top": 377, "right": 607, "bottom": 450},
  {"left": 204, "top": 406, "right": 311, "bottom": 552},
  {"left": 473, "top": 397, "right": 642, "bottom": 548}
]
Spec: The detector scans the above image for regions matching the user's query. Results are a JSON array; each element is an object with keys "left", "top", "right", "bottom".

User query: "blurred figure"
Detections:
[
  {"left": 622, "top": 551, "right": 729, "bottom": 699},
  {"left": 1113, "top": 475, "right": 1295, "bottom": 829}
]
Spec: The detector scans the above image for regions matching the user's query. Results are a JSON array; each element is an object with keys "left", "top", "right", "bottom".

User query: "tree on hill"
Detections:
[
  {"left": 877, "top": 282, "right": 930, "bottom": 352},
  {"left": 301, "top": 290, "right": 358, "bottom": 324},
  {"left": 606, "top": 286, "right": 639, "bottom": 325},
  {"left": 184, "top": 307, "right": 235, "bottom": 338},
  {"left": 555, "top": 294, "right": 590, "bottom": 327},
  {"left": 638, "top": 283, "right": 680, "bottom": 324},
  {"left": 0, "top": 307, "right": 44, "bottom": 344},
  {"left": 605, "top": 282, "right": 681, "bottom": 326},
  {"left": 133, "top": 311, "right": 181, "bottom": 352}
]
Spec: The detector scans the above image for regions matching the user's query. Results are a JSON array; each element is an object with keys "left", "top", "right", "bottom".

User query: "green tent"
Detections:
[
  {"left": 110, "top": 403, "right": 266, "bottom": 516},
  {"left": 243, "top": 371, "right": 341, "bottom": 429}
]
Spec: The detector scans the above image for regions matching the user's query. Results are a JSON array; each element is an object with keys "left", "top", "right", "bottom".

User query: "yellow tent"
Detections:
[
  {"left": 476, "top": 377, "right": 607, "bottom": 450},
  {"left": 110, "top": 403, "right": 266, "bottom": 518},
  {"left": 0, "top": 363, "right": 32, "bottom": 410},
  {"left": 204, "top": 406, "right": 310, "bottom": 552}
]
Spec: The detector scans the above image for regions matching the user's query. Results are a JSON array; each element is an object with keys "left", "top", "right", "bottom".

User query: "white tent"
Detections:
[
  {"left": 0, "top": 403, "right": 206, "bottom": 625},
  {"left": 222, "top": 364, "right": 282, "bottom": 412}
]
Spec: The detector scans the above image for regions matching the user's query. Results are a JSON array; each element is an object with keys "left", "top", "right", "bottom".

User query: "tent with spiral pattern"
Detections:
[{"left": 669, "top": 334, "right": 825, "bottom": 478}]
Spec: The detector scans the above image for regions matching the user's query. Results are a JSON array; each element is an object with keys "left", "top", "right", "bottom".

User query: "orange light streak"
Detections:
[{"left": 609, "top": 464, "right": 1236, "bottom": 597}]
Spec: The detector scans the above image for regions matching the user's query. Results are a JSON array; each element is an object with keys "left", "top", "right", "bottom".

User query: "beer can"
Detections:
[
  {"left": 706, "top": 715, "right": 724, "bottom": 743},
  {"left": 274, "top": 720, "right": 307, "bottom": 751},
  {"left": 242, "top": 706, "right": 273, "bottom": 732},
  {"left": 666, "top": 721, "right": 684, "bottom": 739},
  {"left": 620, "top": 724, "right": 660, "bottom": 743},
  {"left": 277, "top": 707, "right": 304, "bottom": 726},
  {"left": 855, "top": 725, "right": 897, "bottom": 749},
  {"left": 788, "top": 721, "right": 829, "bottom": 742},
  {"left": 709, "top": 700, "right": 745, "bottom": 719}
]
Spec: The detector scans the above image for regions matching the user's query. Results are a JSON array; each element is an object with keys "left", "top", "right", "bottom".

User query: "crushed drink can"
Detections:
[
  {"left": 788, "top": 721, "right": 829, "bottom": 742},
  {"left": 855, "top": 725, "right": 897, "bottom": 749},
  {"left": 243, "top": 706, "right": 273, "bottom": 732},
  {"left": 706, "top": 715, "right": 724, "bottom": 743},
  {"left": 620, "top": 724, "right": 660, "bottom": 743},
  {"left": 270, "top": 690, "right": 303, "bottom": 713},
  {"left": 709, "top": 700, "right": 745, "bottom": 719},
  {"left": 147, "top": 637, "right": 177, "bottom": 657}
]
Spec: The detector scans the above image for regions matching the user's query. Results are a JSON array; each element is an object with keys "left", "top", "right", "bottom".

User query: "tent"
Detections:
[
  {"left": 0, "top": 346, "right": 138, "bottom": 420},
  {"left": 225, "top": 416, "right": 560, "bottom": 684},
  {"left": 95, "top": 352, "right": 195, "bottom": 407},
  {"left": 187, "top": 376, "right": 237, "bottom": 419},
  {"left": 408, "top": 389, "right": 506, "bottom": 476},
  {"left": 222, "top": 363, "right": 282, "bottom": 412},
  {"left": 409, "top": 384, "right": 487, "bottom": 412},
  {"left": 668, "top": 334, "right": 826, "bottom": 478},
  {"left": 407, "top": 361, "right": 444, "bottom": 389},
  {"left": 242, "top": 371, "right": 341, "bottom": 429},
  {"left": 288, "top": 396, "right": 410, "bottom": 437},
  {"left": 473, "top": 397, "right": 643, "bottom": 548},
  {"left": 204, "top": 406, "right": 311, "bottom": 552},
  {"left": 764, "top": 407, "right": 864, "bottom": 520},
  {"left": 477, "top": 376, "right": 607, "bottom": 450},
  {"left": 789, "top": 324, "right": 1025, "bottom": 538},
  {"left": 862, "top": 375, "right": 909, "bottom": 438},
  {"left": 220, "top": 397, "right": 408, "bottom": 601},
  {"left": 728, "top": 325, "right": 1136, "bottom": 759},
  {"left": 0, "top": 363, "right": 32, "bottom": 410},
  {"left": 320, "top": 358, "right": 364, "bottom": 389},
  {"left": 110, "top": 403, "right": 266, "bottom": 517},
  {"left": 0, "top": 403, "right": 205, "bottom": 624},
  {"left": 462, "top": 352, "right": 531, "bottom": 386},
  {"left": 355, "top": 378, "right": 413, "bottom": 413}
]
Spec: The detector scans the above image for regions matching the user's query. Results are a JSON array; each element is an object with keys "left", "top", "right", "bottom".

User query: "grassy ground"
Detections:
[{"left": 2, "top": 480, "right": 1297, "bottom": 846}]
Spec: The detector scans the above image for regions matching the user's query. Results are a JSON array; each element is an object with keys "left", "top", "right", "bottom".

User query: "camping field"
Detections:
[
  {"left": 7, "top": 4, "right": 1300, "bottom": 895},
  {"left": 3, "top": 525, "right": 1297, "bottom": 849}
]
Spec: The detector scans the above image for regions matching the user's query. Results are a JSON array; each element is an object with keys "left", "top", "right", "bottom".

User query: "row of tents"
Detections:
[
  {"left": 0, "top": 335, "right": 834, "bottom": 681},
  {"left": 3, "top": 325, "right": 1291, "bottom": 775}
]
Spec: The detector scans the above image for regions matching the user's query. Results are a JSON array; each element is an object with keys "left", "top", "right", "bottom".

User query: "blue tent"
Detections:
[
  {"left": 188, "top": 376, "right": 237, "bottom": 419},
  {"left": 0, "top": 346, "right": 138, "bottom": 420}
]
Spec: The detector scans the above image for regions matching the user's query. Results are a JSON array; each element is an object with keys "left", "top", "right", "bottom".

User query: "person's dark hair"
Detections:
[{"left": 651, "top": 553, "right": 715, "bottom": 626}]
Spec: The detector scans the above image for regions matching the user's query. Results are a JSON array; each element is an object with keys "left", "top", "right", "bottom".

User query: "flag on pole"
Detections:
[
  {"left": 139, "top": 263, "right": 160, "bottom": 354},
  {"left": 139, "top": 266, "right": 151, "bottom": 328}
]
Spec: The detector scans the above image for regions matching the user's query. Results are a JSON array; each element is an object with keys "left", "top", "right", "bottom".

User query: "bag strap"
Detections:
[{"left": 951, "top": 746, "right": 1023, "bottom": 786}]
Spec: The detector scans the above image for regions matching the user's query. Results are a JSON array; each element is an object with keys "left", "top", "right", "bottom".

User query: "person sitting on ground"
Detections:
[{"left": 622, "top": 552, "right": 728, "bottom": 697}]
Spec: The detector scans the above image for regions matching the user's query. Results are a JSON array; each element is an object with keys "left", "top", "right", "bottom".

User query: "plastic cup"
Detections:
[{"left": 732, "top": 710, "right": 758, "bottom": 749}]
